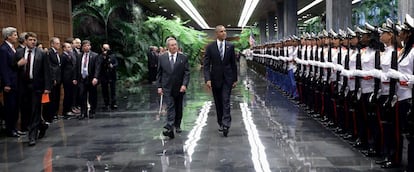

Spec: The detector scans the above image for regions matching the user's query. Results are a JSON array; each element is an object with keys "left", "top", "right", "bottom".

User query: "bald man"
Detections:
[{"left": 99, "top": 44, "right": 118, "bottom": 110}]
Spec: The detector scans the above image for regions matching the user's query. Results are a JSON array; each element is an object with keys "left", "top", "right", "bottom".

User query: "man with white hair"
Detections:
[{"left": 0, "top": 27, "right": 20, "bottom": 137}]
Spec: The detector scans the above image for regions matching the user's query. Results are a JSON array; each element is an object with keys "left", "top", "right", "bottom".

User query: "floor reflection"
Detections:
[{"left": 0, "top": 57, "right": 395, "bottom": 171}]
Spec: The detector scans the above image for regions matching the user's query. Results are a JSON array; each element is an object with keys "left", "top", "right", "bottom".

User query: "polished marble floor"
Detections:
[{"left": 0, "top": 58, "right": 402, "bottom": 171}]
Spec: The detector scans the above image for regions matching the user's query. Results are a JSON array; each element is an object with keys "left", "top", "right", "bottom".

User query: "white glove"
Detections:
[
  {"left": 353, "top": 70, "right": 363, "bottom": 77},
  {"left": 400, "top": 74, "right": 414, "bottom": 85},
  {"left": 341, "top": 70, "right": 350, "bottom": 77},
  {"left": 370, "top": 69, "right": 383, "bottom": 79},
  {"left": 336, "top": 64, "right": 344, "bottom": 72},
  {"left": 387, "top": 69, "right": 403, "bottom": 79}
]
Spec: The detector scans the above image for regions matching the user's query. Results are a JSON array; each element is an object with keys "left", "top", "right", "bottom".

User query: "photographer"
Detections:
[{"left": 99, "top": 44, "right": 118, "bottom": 110}]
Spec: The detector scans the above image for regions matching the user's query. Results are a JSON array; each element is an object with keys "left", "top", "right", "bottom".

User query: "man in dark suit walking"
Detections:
[
  {"left": 44, "top": 37, "right": 61, "bottom": 122},
  {"left": 61, "top": 42, "right": 77, "bottom": 117},
  {"left": 157, "top": 37, "right": 190, "bottom": 139},
  {"left": 148, "top": 46, "right": 158, "bottom": 83},
  {"left": 99, "top": 44, "right": 118, "bottom": 110},
  {"left": 0, "top": 27, "right": 19, "bottom": 137},
  {"left": 204, "top": 25, "right": 238, "bottom": 137},
  {"left": 15, "top": 32, "right": 51, "bottom": 146},
  {"left": 76, "top": 40, "right": 100, "bottom": 119}
]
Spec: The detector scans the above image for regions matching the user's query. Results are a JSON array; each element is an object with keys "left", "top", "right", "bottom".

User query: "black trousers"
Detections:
[
  {"left": 3, "top": 89, "right": 19, "bottom": 133},
  {"left": 164, "top": 92, "right": 184, "bottom": 129},
  {"left": 62, "top": 80, "right": 75, "bottom": 114},
  {"left": 148, "top": 67, "right": 157, "bottom": 82},
  {"left": 19, "top": 83, "right": 42, "bottom": 140},
  {"left": 101, "top": 79, "right": 116, "bottom": 106},
  {"left": 79, "top": 79, "right": 97, "bottom": 116},
  {"left": 212, "top": 83, "right": 232, "bottom": 128},
  {"left": 44, "top": 82, "right": 61, "bottom": 122}
]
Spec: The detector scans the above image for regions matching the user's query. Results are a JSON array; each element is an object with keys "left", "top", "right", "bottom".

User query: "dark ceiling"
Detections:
[{"left": 137, "top": 0, "right": 326, "bottom": 30}]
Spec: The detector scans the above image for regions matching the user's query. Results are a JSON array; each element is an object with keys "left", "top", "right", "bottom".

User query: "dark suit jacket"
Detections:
[
  {"left": 147, "top": 51, "right": 158, "bottom": 68},
  {"left": 0, "top": 42, "right": 18, "bottom": 89},
  {"left": 48, "top": 48, "right": 61, "bottom": 83},
  {"left": 203, "top": 41, "right": 238, "bottom": 88},
  {"left": 99, "top": 53, "right": 118, "bottom": 80},
  {"left": 75, "top": 51, "right": 100, "bottom": 81},
  {"left": 15, "top": 47, "right": 51, "bottom": 91},
  {"left": 60, "top": 52, "right": 77, "bottom": 83},
  {"left": 157, "top": 52, "right": 190, "bottom": 96}
]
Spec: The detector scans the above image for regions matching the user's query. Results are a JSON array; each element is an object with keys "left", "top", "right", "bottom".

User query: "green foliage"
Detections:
[
  {"left": 144, "top": 16, "right": 208, "bottom": 66},
  {"left": 72, "top": 0, "right": 208, "bottom": 85},
  {"left": 233, "top": 27, "right": 259, "bottom": 52},
  {"left": 352, "top": 0, "right": 398, "bottom": 26},
  {"left": 300, "top": 16, "right": 322, "bottom": 34}
]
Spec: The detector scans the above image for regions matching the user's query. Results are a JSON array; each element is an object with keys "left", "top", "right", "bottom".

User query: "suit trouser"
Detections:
[
  {"left": 44, "top": 82, "right": 61, "bottom": 122},
  {"left": 79, "top": 79, "right": 97, "bottom": 116},
  {"left": 101, "top": 79, "right": 116, "bottom": 106},
  {"left": 212, "top": 84, "right": 232, "bottom": 128},
  {"left": 148, "top": 67, "right": 157, "bottom": 82},
  {"left": 62, "top": 80, "right": 74, "bottom": 114},
  {"left": 3, "top": 90, "right": 19, "bottom": 133},
  {"left": 20, "top": 83, "right": 42, "bottom": 140},
  {"left": 164, "top": 92, "right": 184, "bottom": 129}
]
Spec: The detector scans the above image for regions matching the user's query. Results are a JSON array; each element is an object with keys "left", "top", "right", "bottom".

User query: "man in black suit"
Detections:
[
  {"left": 157, "top": 37, "right": 190, "bottom": 138},
  {"left": 15, "top": 32, "right": 51, "bottom": 146},
  {"left": 147, "top": 46, "right": 158, "bottom": 83},
  {"left": 0, "top": 27, "right": 19, "bottom": 137},
  {"left": 61, "top": 42, "right": 77, "bottom": 117},
  {"left": 44, "top": 37, "right": 61, "bottom": 122},
  {"left": 76, "top": 40, "right": 100, "bottom": 119},
  {"left": 204, "top": 25, "right": 238, "bottom": 137},
  {"left": 99, "top": 44, "right": 118, "bottom": 110}
]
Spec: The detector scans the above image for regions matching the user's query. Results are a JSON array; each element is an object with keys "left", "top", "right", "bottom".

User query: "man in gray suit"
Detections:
[
  {"left": 204, "top": 25, "right": 238, "bottom": 137},
  {"left": 157, "top": 37, "right": 190, "bottom": 139},
  {"left": 15, "top": 32, "right": 51, "bottom": 146}
]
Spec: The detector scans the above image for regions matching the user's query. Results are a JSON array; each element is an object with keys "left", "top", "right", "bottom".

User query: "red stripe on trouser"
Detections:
[
  {"left": 362, "top": 99, "right": 370, "bottom": 140},
  {"left": 353, "top": 111, "right": 358, "bottom": 136},
  {"left": 395, "top": 102, "right": 400, "bottom": 163},
  {"left": 345, "top": 102, "right": 349, "bottom": 129},
  {"left": 321, "top": 93, "right": 325, "bottom": 116},
  {"left": 376, "top": 105, "right": 384, "bottom": 151}
]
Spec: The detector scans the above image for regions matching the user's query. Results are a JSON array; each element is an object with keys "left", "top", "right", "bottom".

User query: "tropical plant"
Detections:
[
  {"left": 352, "top": 0, "right": 398, "bottom": 26},
  {"left": 233, "top": 27, "right": 259, "bottom": 52},
  {"left": 143, "top": 16, "right": 208, "bottom": 66}
]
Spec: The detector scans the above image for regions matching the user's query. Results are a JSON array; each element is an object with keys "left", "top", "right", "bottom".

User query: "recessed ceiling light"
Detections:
[
  {"left": 150, "top": 0, "right": 156, "bottom": 2},
  {"left": 159, "top": 6, "right": 163, "bottom": 9},
  {"left": 163, "top": 9, "right": 168, "bottom": 12},
  {"left": 171, "top": 14, "right": 174, "bottom": 16}
]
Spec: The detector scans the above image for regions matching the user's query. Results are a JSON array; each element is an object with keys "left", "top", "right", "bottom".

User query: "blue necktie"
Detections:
[{"left": 219, "top": 42, "right": 224, "bottom": 60}]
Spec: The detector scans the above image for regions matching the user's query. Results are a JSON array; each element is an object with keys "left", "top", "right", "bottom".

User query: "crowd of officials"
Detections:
[
  {"left": 250, "top": 14, "right": 414, "bottom": 170},
  {"left": 0, "top": 27, "right": 118, "bottom": 146}
]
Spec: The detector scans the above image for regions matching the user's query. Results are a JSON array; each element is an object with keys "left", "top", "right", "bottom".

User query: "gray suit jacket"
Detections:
[{"left": 156, "top": 52, "right": 190, "bottom": 96}]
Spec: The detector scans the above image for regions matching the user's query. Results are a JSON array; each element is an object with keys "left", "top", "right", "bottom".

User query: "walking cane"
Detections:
[{"left": 159, "top": 94, "right": 163, "bottom": 115}]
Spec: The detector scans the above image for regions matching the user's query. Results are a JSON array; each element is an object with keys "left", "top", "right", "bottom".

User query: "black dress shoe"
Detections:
[
  {"left": 38, "top": 124, "right": 48, "bottom": 139},
  {"left": 28, "top": 139, "right": 36, "bottom": 146},
  {"left": 375, "top": 158, "right": 389, "bottom": 165},
  {"left": 162, "top": 130, "right": 175, "bottom": 139},
  {"left": 218, "top": 125, "right": 224, "bottom": 132},
  {"left": 175, "top": 127, "right": 182, "bottom": 133},
  {"left": 16, "top": 130, "right": 26, "bottom": 135},
  {"left": 7, "top": 131, "right": 20, "bottom": 137},
  {"left": 223, "top": 127, "right": 229, "bottom": 137},
  {"left": 78, "top": 115, "right": 87, "bottom": 120},
  {"left": 381, "top": 161, "right": 398, "bottom": 168}
]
